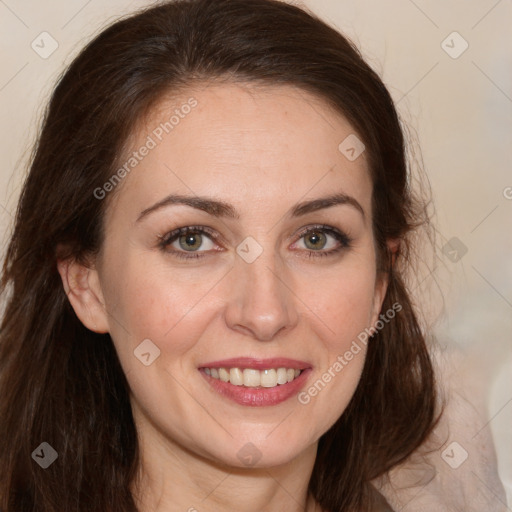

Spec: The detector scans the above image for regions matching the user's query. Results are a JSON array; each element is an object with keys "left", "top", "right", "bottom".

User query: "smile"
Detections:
[
  {"left": 203, "top": 367, "right": 302, "bottom": 388},
  {"left": 199, "top": 357, "right": 311, "bottom": 407}
]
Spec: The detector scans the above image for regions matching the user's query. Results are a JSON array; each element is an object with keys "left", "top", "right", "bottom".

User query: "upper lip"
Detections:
[{"left": 199, "top": 357, "right": 311, "bottom": 370}]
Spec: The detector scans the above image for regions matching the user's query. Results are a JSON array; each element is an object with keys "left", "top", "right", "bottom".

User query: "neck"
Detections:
[{"left": 130, "top": 416, "right": 320, "bottom": 512}]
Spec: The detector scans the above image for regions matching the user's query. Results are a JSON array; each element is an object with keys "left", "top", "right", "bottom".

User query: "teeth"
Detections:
[
  {"left": 229, "top": 368, "right": 244, "bottom": 386},
  {"left": 218, "top": 368, "right": 230, "bottom": 382},
  {"left": 261, "top": 369, "right": 277, "bottom": 387},
  {"left": 243, "top": 368, "right": 260, "bottom": 387},
  {"left": 203, "top": 367, "right": 303, "bottom": 388},
  {"left": 276, "top": 367, "right": 288, "bottom": 385}
]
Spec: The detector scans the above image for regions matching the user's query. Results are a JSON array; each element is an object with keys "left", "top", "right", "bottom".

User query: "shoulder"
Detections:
[
  {"left": 369, "top": 485, "right": 395, "bottom": 511},
  {"left": 371, "top": 344, "right": 508, "bottom": 511}
]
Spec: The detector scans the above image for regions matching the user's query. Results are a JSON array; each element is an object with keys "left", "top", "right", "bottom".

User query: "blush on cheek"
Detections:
[
  {"left": 120, "top": 289, "right": 217, "bottom": 362},
  {"left": 317, "top": 284, "right": 376, "bottom": 340}
]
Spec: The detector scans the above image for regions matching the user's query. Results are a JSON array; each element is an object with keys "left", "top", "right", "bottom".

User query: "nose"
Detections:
[{"left": 223, "top": 246, "right": 299, "bottom": 341}]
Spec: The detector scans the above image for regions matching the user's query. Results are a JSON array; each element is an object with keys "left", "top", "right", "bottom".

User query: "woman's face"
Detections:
[{"left": 77, "top": 83, "right": 387, "bottom": 468}]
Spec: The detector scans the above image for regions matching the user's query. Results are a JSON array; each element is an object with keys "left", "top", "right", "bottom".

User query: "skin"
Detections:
[{"left": 58, "top": 82, "right": 388, "bottom": 512}]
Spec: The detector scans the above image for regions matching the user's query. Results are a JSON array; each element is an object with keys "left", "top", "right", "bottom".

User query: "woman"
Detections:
[{"left": 0, "top": 0, "right": 439, "bottom": 510}]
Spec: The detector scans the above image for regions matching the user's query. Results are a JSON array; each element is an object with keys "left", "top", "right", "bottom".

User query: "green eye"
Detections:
[
  {"left": 294, "top": 225, "right": 351, "bottom": 257},
  {"left": 160, "top": 226, "right": 218, "bottom": 259},
  {"left": 159, "top": 224, "right": 352, "bottom": 261},
  {"left": 303, "top": 230, "right": 328, "bottom": 250},
  {"left": 178, "top": 232, "right": 205, "bottom": 251}
]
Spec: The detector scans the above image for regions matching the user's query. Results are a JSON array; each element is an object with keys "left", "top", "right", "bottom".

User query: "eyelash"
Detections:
[{"left": 158, "top": 224, "right": 352, "bottom": 261}]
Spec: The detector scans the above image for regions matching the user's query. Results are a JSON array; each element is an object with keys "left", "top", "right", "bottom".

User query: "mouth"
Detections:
[{"left": 198, "top": 357, "right": 312, "bottom": 406}]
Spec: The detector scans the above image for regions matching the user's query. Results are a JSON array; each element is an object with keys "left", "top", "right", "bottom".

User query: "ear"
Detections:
[
  {"left": 56, "top": 255, "right": 110, "bottom": 333},
  {"left": 370, "top": 271, "right": 388, "bottom": 328},
  {"left": 370, "top": 238, "right": 400, "bottom": 326},
  {"left": 388, "top": 238, "right": 400, "bottom": 268}
]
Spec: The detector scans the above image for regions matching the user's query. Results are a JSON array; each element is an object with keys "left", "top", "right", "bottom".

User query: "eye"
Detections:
[
  {"left": 292, "top": 225, "right": 352, "bottom": 258},
  {"left": 158, "top": 226, "right": 219, "bottom": 259},
  {"left": 158, "top": 224, "right": 352, "bottom": 260}
]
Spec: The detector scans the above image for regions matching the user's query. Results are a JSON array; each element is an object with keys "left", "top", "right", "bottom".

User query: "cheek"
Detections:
[
  {"left": 293, "top": 261, "right": 377, "bottom": 421},
  {"left": 100, "top": 250, "right": 228, "bottom": 371},
  {"left": 300, "top": 260, "right": 378, "bottom": 344}
]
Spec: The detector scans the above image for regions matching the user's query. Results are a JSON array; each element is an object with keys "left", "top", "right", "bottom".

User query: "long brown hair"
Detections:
[{"left": 0, "top": 1, "right": 437, "bottom": 510}]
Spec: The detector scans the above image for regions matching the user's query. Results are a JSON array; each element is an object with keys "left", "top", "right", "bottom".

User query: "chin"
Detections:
[{"left": 199, "top": 430, "right": 315, "bottom": 470}]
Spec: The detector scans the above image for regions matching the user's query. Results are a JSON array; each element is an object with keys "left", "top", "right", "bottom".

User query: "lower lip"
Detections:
[{"left": 200, "top": 369, "right": 311, "bottom": 407}]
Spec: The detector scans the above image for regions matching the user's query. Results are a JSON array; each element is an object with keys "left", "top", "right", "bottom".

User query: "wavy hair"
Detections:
[{"left": 0, "top": 1, "right": 437, "bottom": 510}]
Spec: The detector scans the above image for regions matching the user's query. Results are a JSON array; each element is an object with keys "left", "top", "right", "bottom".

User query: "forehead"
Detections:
[{"left": 107, "top": 81, "right": 372, "bottom": 222}]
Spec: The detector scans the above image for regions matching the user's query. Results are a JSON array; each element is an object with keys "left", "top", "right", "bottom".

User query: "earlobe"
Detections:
[{"left": 56, "top": 257, "right": 110, "bottom": 333}]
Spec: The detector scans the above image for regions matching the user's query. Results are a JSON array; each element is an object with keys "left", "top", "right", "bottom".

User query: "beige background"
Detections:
[{"left": 1, "top": 0, "right": 511, "bottom": 506}]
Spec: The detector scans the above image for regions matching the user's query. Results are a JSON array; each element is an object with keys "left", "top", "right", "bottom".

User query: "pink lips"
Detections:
[{"left": 199, "top": 357, "right": 312, "bottom": 407}]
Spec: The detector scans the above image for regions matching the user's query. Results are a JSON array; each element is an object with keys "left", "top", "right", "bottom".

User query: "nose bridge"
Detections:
[{"left": 224, "top": 237, "right": 298, "bottom": 340}]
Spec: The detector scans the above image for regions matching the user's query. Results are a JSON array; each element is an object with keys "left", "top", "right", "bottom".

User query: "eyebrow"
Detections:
[{"left": 136, "top": 192, "right": 365, "bottom": 222}]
